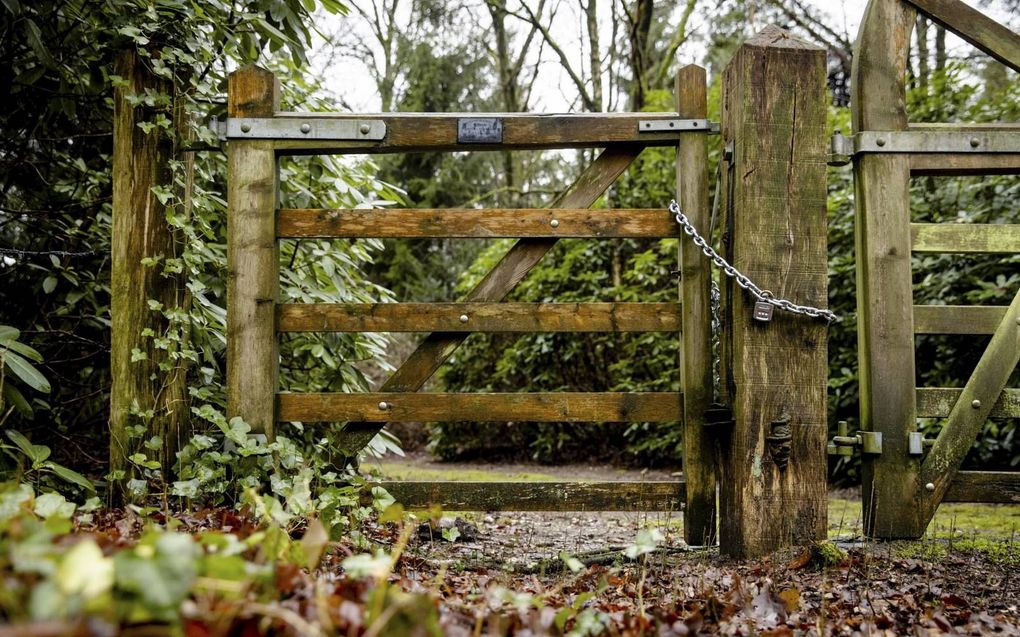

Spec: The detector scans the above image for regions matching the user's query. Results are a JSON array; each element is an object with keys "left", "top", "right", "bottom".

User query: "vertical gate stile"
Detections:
[
  {"left": 718, "top": 27, "right": 829, "bottom": 558},
  {"left": 676, "top": 64, "right": 717, "bottom": 545},
  {"left": 227, "top": 66, "right": 281, "bottom": 438},
  {"left": 851, "top": 0, "right": 924, "bottom": 539}
]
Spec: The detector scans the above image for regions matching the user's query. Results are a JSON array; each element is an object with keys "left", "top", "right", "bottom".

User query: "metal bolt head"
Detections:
[
  {"left": 970, "top": 137, "right": 981, "bottom": 148},
  {"left": 378, "top": 401, "right": 390, "bottom": 411},
  {"left": 971, "top": 399, "right": 982, "bottom": 409},
  {"left": 1015, "top": 316, "right": 1020, "bottom": 326},
  {"left": 240, "top": 123, "right": 252, "bottom": 133},
  {"left": 875, "top": 138, "right": 886, "bottom": 147},
  {"left": 550, "top": 219, "right": 560, "bottom": 228},
  {"left": 300, "top": 123, "right": 312, "bottom": 134},
  {"left": 359, "top": 123, "right": 371, "bottom": 135},
  {"left": 459, "top": 314, "right": 469, "bottom": 323},
  {"left": 925, "top": 482, "right": 935, "bottom": 492}
]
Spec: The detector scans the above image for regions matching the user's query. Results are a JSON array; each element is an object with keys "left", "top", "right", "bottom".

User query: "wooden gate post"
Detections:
[
  {"left": 227, "top": 66, "right": 280, "bottom": 436},
  {"left": 718, "top": 26, "right": 829, "bottom": 558},
  {"left": 676, "top": 64, "right": 716, "bottom": 545}
]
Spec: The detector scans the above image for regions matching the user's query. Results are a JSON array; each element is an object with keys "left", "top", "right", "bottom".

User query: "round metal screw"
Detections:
[
  {"left": 925, "top": 482, "right": 935, "bottom": 492},
  {"left": 300, "top": 123, "right": 311, "bottom": 134},
  {"left": 875, "top": 138, "right": 886, "bottom": 147},
  {"left": 969, "top": 137, "right": 981, "bottom": 148},
  {"left": 378, "top": 401, "right": 390, "bottom": 411},
  {"left": 971, "top": 399, "right": 982, "bottom": 409},
  {"left": 1015, "top": 316, "right": 1020, "bottom": 325},
  {"left": 240, "top": 123, "right": 251, "bottom": 133},
  {"left": 360, "top": 123, "right": 371, "bottom": 135},
  {"left": 550, "top": 219, "right": 560, "bottom": 228},
  {"left": 459, "top": 314, "right": 469, "bottom": 323}
]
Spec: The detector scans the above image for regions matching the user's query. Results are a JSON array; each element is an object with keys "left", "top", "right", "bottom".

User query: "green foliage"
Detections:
[{"left": 0, "top": 326, "right": 50, "bottom": 417}]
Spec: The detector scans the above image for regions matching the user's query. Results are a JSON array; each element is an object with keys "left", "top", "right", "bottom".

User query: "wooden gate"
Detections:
[
  {"left": 225, "top": 30, "right": 832, "bottom": 557},
  {"left": 851, "top": 0, "right": 1020, "bottom": 538}
]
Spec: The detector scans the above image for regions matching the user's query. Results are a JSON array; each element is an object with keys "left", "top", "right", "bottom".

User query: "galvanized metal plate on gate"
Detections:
[
  {"left": 457, "top": 118, "right": 503, "bottom": 143},
  {"left": 224, "top": 117, "right": 387, "bottom": 141}
]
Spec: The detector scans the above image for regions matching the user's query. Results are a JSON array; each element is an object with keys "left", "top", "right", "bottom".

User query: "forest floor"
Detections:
[{"left": 1, "top": 454, "right": 1018, "bottom": 635}]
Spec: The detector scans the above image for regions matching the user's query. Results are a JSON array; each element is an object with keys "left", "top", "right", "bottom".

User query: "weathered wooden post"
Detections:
[
  {"left": 111, "top": 49, "right": 188, "bottom": 498},
  {"left": 717, "top": 26, "right": 829, "bottom": 558},
  {"left": 226, "top": 66, "right": 280, "bottom": 437},
  {"left": 676, "top": 64, "right": 716, "bottom": 545}
]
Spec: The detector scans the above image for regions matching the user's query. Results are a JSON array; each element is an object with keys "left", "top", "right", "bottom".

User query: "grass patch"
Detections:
[{"left": 369, "top": 462, "right": 562, "bottom": 482}]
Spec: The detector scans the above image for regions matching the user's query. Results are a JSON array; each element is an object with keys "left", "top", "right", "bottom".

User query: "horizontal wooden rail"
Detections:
[
  {"left": 916, "top": 387, "right": 1020, "bottom": 418},
  {"left": 266, "top": 112, "right": 695, "bottom": 154},
  {"left": 278, "top": 302, "right": 681, "bottom": 332},
  {"left": 278, "top": 392, "right": 682, "bottom": 422},
  {"left": 913, "top": 305, "right": 1008, "bottom": 334},
  {"left": 945, "top": 471, "right": 1020, "bottom": 503},
  {"left": 911, "top": 223, "right": 1020, "bottom": 253},
  {"left": 910, "top": 154, "right": 1020, "bottom": 175},
  {"left": 373, "top": 480, "right": 685, "bottom": 511},
  {"left": 277, "top": 208, "right": 678, "bottom": 238}
]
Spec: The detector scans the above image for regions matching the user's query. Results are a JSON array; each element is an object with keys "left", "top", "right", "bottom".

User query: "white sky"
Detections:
[{"left": 310, "top": 0, "right": 1013, "bottom": 113}]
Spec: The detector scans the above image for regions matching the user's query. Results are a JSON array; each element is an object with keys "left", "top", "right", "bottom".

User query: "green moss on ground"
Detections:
[{"left": 369, "top": 462, "right": 561, "bottom": 483}]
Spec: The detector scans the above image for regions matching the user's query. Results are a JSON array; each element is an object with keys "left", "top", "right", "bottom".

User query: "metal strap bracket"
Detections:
[
  {"left": 830, "top": 129, "right": 1020, "bottom": 162},
  {"left": 827, "top": 421, "right": 883, "bottom": 456},
  {"left": 638, "top": 119, "right": 720, "bottom": 134},
  {"left": 213, "top": 117, "right": 387, "bottom": 141}
]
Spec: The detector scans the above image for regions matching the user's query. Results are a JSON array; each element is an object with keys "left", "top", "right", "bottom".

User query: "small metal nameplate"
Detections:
[{"left": 458, "top": 118, "right": 503, "bottom": 144}]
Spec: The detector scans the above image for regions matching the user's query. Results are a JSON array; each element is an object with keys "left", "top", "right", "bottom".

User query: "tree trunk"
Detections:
[{"left": 110, "top": 49, "right": 188, "bottom": 503}]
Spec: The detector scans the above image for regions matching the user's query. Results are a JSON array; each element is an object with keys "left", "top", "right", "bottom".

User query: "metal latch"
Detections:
[
  {"left": 211, "top": 116, "right": 387, "bottom": 141},
  {"left": 638, "top": 119, "right": 720, "bottom": 134},
  {"left": 827, "top": 420, "right": 883, "bottom": 456}
]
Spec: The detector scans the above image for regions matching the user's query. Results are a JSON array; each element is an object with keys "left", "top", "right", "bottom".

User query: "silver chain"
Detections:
[{"left": 670, "top": 199, "right": 839, "bottom": 323}]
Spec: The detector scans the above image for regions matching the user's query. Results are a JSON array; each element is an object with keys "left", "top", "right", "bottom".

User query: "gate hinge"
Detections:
[
  {"left": 703, "top": 403, "right": 734, "bottom": 428},
  {"left": 907, "top": 431, "right": 936, "bottom": 456},
  {"left": 638, "top": 119, "right": 720, "bottom": 134},
  {"left": 212, "top": 116, "right": 387, "bottom": 141},
  {"left": 828, "top": 129, "right": 1020, "bottom": 165},
  {"left": 827, "top": 420, "right": 883, "bottom": 456}
]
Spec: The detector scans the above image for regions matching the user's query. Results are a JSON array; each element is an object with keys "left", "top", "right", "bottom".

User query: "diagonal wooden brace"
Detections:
[
  {"left": 918, "top": 286, "right": 1020, "bottom": 526},
  {"left": 335, "top": 145, "right": 645, "bottom": 455}
]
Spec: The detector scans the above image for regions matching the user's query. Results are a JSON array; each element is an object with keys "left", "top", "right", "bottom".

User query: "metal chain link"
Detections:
[{"left": 670, "top": 199, "right": 839, "bottom": 323}]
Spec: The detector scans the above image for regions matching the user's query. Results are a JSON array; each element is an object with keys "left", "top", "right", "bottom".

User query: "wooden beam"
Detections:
[
  {"left": 903, "top": 0, "right": 1020, "bottom": 72},
  {"left": 334, "top": 146, "right": 643, "bottom": 456},
  {"left": 277, "top": 302, "right": 682, "bottom": 333},
  {"left": 917, "top": 387, "right": 1020, "bottom": 418},
  {"left": 910, "top": 153, "right": 1020, "bottom": 176},
  {"left": 375, "top": 480, "right": 685, "bottom": 511},
  {"left": 227, "top": 66, "right": 280, "bottom": 437},
  {"left": 851, "top": 0, "right": 924, "bottom": 540},
  {"left": 262, "top": 112, "right": 697, "bottom": 154},
  {"left": 918, "top": 288, "right": 1020, "bottom": 526},
  {"left": 278, "top": 392, "right": 682, "bottom": 423},
  {"left": 913, "top": 305, "right": 1008, "bottom": 334},
  {"left": 944, "top": 471, "right": 1020, "bottom": 503},
  {"left": 277, "top": 207, "right": 677, "bottom": 238},
  {"left": 677, "top": 64, "right": 716, "bottom": 547},
  {"left": 911, "top": 223, "right": 1020, "bottom": 254},
  {"left": 718, "top": 26, "right": 829, "bottom": 559}
]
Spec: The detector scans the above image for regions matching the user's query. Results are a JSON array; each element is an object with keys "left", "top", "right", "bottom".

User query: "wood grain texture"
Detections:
[
  {"left": 910, "top": 153, "right": 1020, "bottom": 175},
  {"left": 335, "top": 146, "right": 643, "bottom": 456},
  {"left": 110, "top": 50, "right": 188, "bottom": 500},
  {"left": 263, "top": 112, "right": 697, "bottom": 154},
  {"left": 911, "top": 223, "right": 1020, "bottom": 254},
  {"left": 277, "top": 208, "right": 678, "bottom": 238},
  {"left": 227, "top": 66, "right": 281, "bottom": 437},
  {"left": 850, "top": 0, "right": 925, "bottom": 540},
  {"left": 277, "top": 302, "right": 681, "bottom": 332},
  {"left": 374, "top": 480, "right": 685, "bottom": 511},
  {"left": 944, "top": 471, "right": 1020, "bottom": 503},
  {"left": 278, "top": 392, "right": 682, "bottom": 423},
  {"left": 676, "top": 64, "right": 716, "bottom": 546},
  {"left": 918, "top": 288, "right": 1020, "bottom": 525},
  {"left": 717, "top": 27, "right": 829, "bottom": 559},
  {"left": 903, "top": 0, "right": 1020, "bottom": 71},
  {"left": 916, "top": 387, "right": 1020, "bottom": 418},
  {"left": 913, "top": 305, "right": 1008, "bottom": 334}
]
